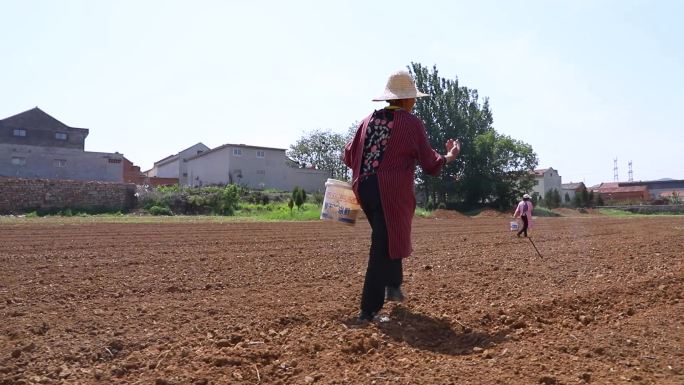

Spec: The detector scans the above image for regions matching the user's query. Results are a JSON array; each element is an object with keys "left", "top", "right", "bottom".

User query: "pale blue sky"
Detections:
[{"left": 1, "top": 0, "right": 682, "bottom": 185}]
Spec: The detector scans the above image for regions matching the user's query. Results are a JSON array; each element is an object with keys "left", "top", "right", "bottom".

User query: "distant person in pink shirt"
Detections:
[{"left": 513, "top": 193, "right": 533, "bottom": 237}]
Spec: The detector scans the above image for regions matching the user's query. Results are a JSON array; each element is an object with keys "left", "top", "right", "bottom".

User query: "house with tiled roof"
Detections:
[
  {"left": 531, "top": 167, "right": 562, "bottom": 198},
  {"left": 593, "top": 182, "right": 650, "bottom": 203},
  {"left": 0, "top": 107, "right": 125, "bottom": 182}
]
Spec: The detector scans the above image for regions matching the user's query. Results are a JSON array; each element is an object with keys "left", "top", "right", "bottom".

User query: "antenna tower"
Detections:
[
  {"left": 628, "top": 161, "right": 633, "bottom": 182},
  {"left": 613, "top": 158, "right": 618, "bottom": 182}
]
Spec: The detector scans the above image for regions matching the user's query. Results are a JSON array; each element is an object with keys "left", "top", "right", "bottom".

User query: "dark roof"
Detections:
[
  {"left": 153, "top": 143, "right": 208, "bottom": 166},
  {"left": 154, "top": 154, "right": 179, "bottom": 166},
  {"left": 185, "top": 143, "right": 286, "bottom": 162},
  {"left": 0, "top": 107, "right": 89, "bottom": 135},
  {"left": 533, "top": 167, "right": 555, "bottom": 176},
  {"left": 561, "top": 182, "right": 585, "bottom": 191}
]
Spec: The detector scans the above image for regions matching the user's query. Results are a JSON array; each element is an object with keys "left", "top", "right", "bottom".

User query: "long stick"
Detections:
[{"left": 528, "top": 237, "right": 543, "bottom": 259}]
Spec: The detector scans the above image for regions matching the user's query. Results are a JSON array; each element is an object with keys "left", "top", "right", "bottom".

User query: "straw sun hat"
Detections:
[{"left": 372, "top": 70, "right": 429, "bottom": 101}]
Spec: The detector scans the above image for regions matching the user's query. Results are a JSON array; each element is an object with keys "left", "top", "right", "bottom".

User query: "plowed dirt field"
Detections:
[{"left": 1, "top": 216, "right": 682, "bottom": 385}]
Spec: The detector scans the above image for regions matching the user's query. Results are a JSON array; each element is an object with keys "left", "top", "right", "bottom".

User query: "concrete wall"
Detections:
[
  {"left": 1, "top": 124, "right": 88, "bottom": 150},
  {"left": 186, "top": 149, "right": 232, "bottom": 186},
  {"left": 154, "top": 158, "right": 179, "bottom": 178},
  {"left": 178, "top": 143, "right": 210, "bottom": 185},
  {"left": 0, "top": 177, "right": 136, "bottom": 214},
  {"left": 0, "top": 144, "right": 124, "bottom": 182},
  {"left": 283, "top": 167, "right": 329, "bottom": 193}
]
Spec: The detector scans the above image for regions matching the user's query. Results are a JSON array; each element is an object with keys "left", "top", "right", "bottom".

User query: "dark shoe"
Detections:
[
  {"left": 357, "top": 310, "right": 375, "bottom": 322},
  {"left": 516, "top": 233, "right": 521, "bottom": 238},
  {"left": 386, "top": 286, "right": 405, "bottom": 302}
]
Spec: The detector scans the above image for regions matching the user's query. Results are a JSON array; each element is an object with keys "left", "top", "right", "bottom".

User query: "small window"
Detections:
[
  {"left": 256, "top": 150, "right": 265, "bottom": 158},
  {"left": 108, "top": 158, "right": 122, "bottom": 164},
  {"left": 256, "top": 170, "right": 266, "bottom": 175},
  {"left": 53, "top": 159, "right": 67, "bottom": 167},
  {"left": 13, "top": 129, "right": 26, "bottom": 137},
  {"left": 182, "top": 173, "right": 188, "bottom": 177},
  {"left": 233, "top": 148, "right": 242, "bottom": 157},
  {"left": 55, "top": 132, "right": 68, "bottom": 140},
  {"left": 11, "top": 157, "right": 26, "bottom": 166}
]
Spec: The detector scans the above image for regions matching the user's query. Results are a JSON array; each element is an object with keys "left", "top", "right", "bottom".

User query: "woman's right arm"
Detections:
[
  {"left": 414, "top": 119, "right": 446, "bottom": 176},
  {"left": 343, "top": 120, "right": 364, "bottom": 168}
]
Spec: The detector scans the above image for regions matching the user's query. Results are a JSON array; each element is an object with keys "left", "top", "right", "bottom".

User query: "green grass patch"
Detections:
[
  {"left": 598, "top": 208, "right": 683, "bottom": 217},
  {"left": 234, "top": 202, "right": 321, "bottom": 221},
  {"left": 414, "top": 208, "right": 432, "bottom": 218},
  {"left": 532, "top": 207, "right": 561, "bottom": 217},
  {"left": 462, "top": 208, "right": 484, "bottom": 217},
  {"left": 598, "top": 208, "right": 636, "bottom": 216}
]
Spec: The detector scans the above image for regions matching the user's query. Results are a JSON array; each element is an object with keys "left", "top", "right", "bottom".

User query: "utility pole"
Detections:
[
  {"left": 613, "top": 158, "right": 619, "bottom": 182},
  {"left": 628, "top": 161, "right": 633, "bottom": 182}
]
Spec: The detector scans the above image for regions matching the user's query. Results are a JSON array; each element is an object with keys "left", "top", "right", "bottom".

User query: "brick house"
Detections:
[{"left": 593, "top": 182, "right": 650, "bottom": 203}]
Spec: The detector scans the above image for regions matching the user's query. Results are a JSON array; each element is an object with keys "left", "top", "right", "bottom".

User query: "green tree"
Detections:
[
  {"left": 288, "top": 130, "right": 348, "bottom": 180},
  {"left": 543, "top": 189, "right": 561, "bottom": 209},
  {"left": 573, "top": 193, "right": 582, "bottom": 208},
  {"left": 409, "top": 63, "right": 537, "bottom": 209},
  {"left": 670, "top": 191, "right": 682, "bottom": 205},
  {"left": 597, "top": 194, "right": 605, "bottom": 206},
  {"left": 564, "top": 192, "right": 571, "bottom": 205},
  {"left": 292, "top": 186, "right": 305, "bottom": 210},
  {"left": 553, "top": 189, "right": 562, "bottom": 208}
]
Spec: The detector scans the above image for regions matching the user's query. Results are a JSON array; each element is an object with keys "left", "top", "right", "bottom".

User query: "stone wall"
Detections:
[{"left": 0, "top": 177, "right": 136, "bottom": 214}]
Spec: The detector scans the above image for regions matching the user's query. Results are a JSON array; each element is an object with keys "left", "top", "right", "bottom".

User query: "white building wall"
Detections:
[
  {"left": 532, "top": 168, "right": 562, "bottom": 197},
  {"left": 178, "top": 143, "right": 210, "bottom": 185},
  {"left": 284, "top": 168, "right": 329, "bottom": 192},
  {"left": 154, "top": 158, "right": 179, "bottom": 178},
  {"left": 561, "top": 188, "right": 576, "bottom": 203},
  {"left": 185, "top": 150, "right": 231, "bottom": 187},
  {"left": 184, "top": 145, "right": 330, "bottom": 191}
]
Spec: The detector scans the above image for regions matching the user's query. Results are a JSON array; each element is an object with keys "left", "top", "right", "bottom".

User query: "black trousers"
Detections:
[
  {"left": 358, "top": 175, "right": 403, "bottom": 314},
  {"left": 517, "top": 215, "right": 529, "bottom": 237}
]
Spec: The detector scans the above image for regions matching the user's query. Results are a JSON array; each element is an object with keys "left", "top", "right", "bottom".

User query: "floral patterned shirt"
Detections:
[{"left": 360, "top": 107, "right": 396, "bottom": 178}]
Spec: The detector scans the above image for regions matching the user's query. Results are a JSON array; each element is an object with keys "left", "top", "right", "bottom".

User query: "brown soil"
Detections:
[
  {"left": 474, "top": 208, "right": 510, "bottom": 218},
  {"left": 429, "top": 209, "right": 469, "bottom": 220},
  {"left": 1, "top": 217, "right": 682, "bottom": 384},
  {"left": 552, "top": 208, "right": 581, "bottom": 216}
]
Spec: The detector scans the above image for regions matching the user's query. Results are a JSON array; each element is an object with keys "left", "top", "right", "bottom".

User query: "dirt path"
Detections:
[{"left": 1, "top": 217, "right": 682, "bottom": 384}]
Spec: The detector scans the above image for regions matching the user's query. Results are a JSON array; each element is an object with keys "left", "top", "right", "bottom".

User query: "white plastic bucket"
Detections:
[
  {"left": 320, "top": 179, "right": 361, "bottom": 226},
  {"left": 510, "top": 221, "right": 519, "bottom": 231}
]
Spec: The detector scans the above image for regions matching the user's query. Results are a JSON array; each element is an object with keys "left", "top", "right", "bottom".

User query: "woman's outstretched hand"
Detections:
[{"left": 444, "top": 139, "right": 461, "bottom": 163}]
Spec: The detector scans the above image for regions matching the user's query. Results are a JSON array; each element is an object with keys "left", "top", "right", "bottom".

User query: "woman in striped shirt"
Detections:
[{"left": 344, "top": 70, "right": 461, "bottom": 322}]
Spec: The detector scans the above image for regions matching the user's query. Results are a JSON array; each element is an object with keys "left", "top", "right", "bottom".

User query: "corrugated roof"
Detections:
[
  {"left": 562, "top": 182, "right": 585, "bottom": 191},
  {"left": 598, "top": 185, "right": 648, "bottom": 194}
]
